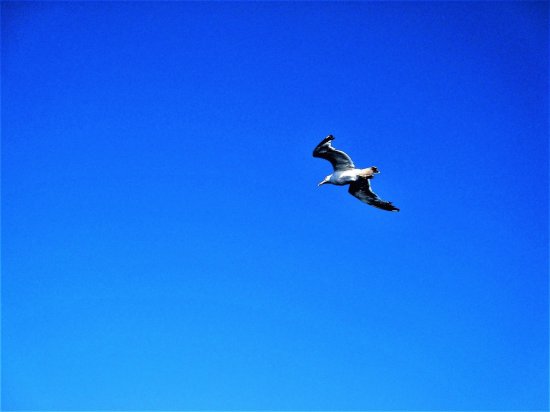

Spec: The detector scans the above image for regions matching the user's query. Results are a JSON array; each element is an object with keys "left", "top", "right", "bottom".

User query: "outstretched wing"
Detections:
[
  {"left": 312, "top": 135, "right": 355, "bottom": 171},
  {"left": 348, "top": 178, "right": 400, "bottom": 212}
]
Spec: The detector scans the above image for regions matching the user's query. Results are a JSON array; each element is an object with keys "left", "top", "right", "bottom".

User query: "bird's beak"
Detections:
[{"left": 318, "top": 180, "right": 326, "bottom": 187}]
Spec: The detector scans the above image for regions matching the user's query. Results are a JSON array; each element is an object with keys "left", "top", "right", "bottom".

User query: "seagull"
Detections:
[{"left": 313, "top": 135, "right": 400, "bottom": 212}]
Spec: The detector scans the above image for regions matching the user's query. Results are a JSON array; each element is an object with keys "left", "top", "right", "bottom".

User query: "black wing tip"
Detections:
[
  {"left": 321, "top": 134, "right": 334, "bottom": 144},
  {"left": 313, "top": 134, "right": 336, "bottom": 157},
  {"left": 374, "top": 201, "right": 400, "bottom": 212},
  {"left": 387, "top": 203, "right": 400, "bottom": 212},
  {"left": 389, "top": 202, "right": 399, "bottom": 212}
]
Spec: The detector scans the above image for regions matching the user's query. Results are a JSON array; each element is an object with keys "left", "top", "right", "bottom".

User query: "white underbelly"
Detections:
[{"left": 330, "top": 169, "right": 359, "bottom": 185}]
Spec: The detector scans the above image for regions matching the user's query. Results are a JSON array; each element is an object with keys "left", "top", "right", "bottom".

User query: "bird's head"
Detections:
[
  {"left": 318, "top": 176, "right": 331, "bottom": 186},
  {"left": 371, "top": 166, "right": 380, "bottom": 174}
]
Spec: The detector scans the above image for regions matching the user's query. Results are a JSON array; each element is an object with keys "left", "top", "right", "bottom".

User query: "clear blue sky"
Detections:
[{"left": 2, "top": 1, "right": 548, "bottom": 410}]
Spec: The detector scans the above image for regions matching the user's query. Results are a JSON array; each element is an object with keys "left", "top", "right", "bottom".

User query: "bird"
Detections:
[{"left": 313, "top": 134, "right": 399, "bottom": 212}]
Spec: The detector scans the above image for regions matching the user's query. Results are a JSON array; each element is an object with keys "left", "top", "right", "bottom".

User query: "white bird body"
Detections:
[
  {"left": 329, "top": 169, "right": 360, "bottom": 185},
  {"left": 325, "top": 168, "right": 377, "bottom": 185}
]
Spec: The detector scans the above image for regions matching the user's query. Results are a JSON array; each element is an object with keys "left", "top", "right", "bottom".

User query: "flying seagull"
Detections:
[{"left": 313, "top": 135, "right": 399, "bottom": 212}]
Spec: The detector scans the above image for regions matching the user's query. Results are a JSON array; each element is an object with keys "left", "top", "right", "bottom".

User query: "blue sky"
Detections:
[{"left": 2, "top": 1, "right": 548, "bottom": 410}]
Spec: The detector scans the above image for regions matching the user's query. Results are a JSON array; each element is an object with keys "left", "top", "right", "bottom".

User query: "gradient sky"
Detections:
[{"left": 2, "top": 1, "right": 548, "bottom": 410}]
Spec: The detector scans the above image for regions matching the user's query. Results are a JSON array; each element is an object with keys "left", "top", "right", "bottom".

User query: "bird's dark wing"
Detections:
[
  {"left": 348, "top": 178, "right": 400, "bottom": 212},
  {"left": 312, "top": 135, "right": 355, "bottom": 171}
]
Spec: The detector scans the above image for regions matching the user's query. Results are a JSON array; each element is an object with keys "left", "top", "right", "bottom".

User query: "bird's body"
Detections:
[
  {"left": 328, "top": 169, "right": 359, "bottom": 185},
  {"left": 326, "top": 168, "right": 379, "bottom": 185},
  {"left": 313, "top": 135, "right": 399, "bottom": 212}
]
